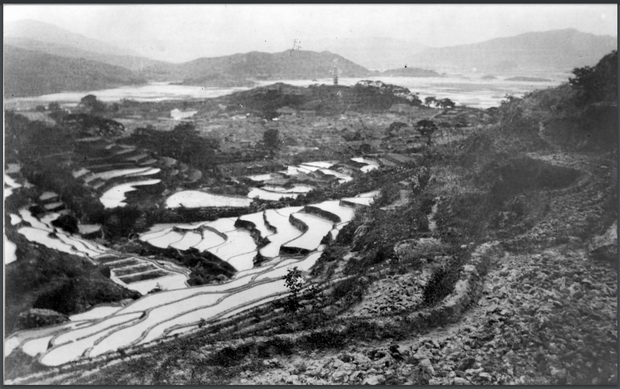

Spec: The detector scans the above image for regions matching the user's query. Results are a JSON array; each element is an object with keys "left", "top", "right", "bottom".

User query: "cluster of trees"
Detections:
[
  {"left": 424, "top": 96, "right": 456, "bottom": 109},
  {"left": 79, "top": 94, "right": 107, "bottom": 114},
  {"left": 569, "top": 50, "right": 617, "bottom": 104},
  {"left": 5, "top": 111, "right": 106, "bottom": 221},
  {"left": 127, "top": 122, "right": 220, "bottom": 172},
  {"left": 353, "top": 80, "right": 423, "bottom": 108},
  {"left": 416, "top": 119, "right": 439, "bottom": 146},
  {"left": 138, "top": 246, "right": 237, "bottom": 286},
  {"left": 6, "top": 238, "right": 140, "bottom": 331},
  {"left": 263, "top": 129, "right": 280, "bottom": 151}
]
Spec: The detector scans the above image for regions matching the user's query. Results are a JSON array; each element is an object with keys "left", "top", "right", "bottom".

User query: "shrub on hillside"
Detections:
[
  {"left": 569, "top": 50, "right": 617, "bottom": 104},
  {"left": 51, "top": 214, "right": 79, "bottom": 234},
  {"left": 5, "top": 240, "right": 139, "bottom": 332}
]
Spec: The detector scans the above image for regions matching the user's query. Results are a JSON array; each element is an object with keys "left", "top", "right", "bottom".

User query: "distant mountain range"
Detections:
[
  {"left": 3, "top": 20, "right": 617, "bottom": 97},
  {"left": 302, "top": 36, "right": 428, "bottom": 70},
  {"left": 408, "top": 28, "right": 618, "bottom": 73}
]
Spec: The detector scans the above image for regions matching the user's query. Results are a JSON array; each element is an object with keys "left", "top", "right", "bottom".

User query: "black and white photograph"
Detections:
[{"left": 3, "top": 3, "right": 618, "bottom": 385}]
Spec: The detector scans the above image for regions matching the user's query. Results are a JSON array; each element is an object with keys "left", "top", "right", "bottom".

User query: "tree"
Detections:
[
  {"left": 569, "top": 50, "right": 617, "bottom": 104},
  {"left": 424, "top": 96, "right": 437, "bottom": 107},
  {"left": 410, "top": 94, "right": 423, "bottom": 106},
  {"left": 283, "top": 266, "right": 303, "bottom": 313},
  {"left": 416, "top": 119, "right": 438, "bottom": 146},
  {"left": 79, "top": 94, "right": 106, "bottom": 114},
  {"left": 438, "top": 98, "right": 456, "bottom": 109},
  {"left": 386, "top": 121, "right": 408, "bottom": 138},
  {"left": 263, "top": 129, "right": 280, "bottom": 150},
  {"left": 48, "top": 102, "right": 61, "bottom": 112}
]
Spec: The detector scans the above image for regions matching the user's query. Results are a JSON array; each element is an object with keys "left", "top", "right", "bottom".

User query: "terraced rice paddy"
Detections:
[
  {"left": 248, "top": 185, "right": 314, "bottom": 201},
  {"left": 15, "top": 208, "right": 110, "bottom": 260},
  {"left": 144, "top": 230, "right": 185, "bottom": 249},
  {"left": 262, "top": 184, "right": 314, "bottom": 193},
  {"left": 7, "top": 234, "right": 332, "bottom": 366},
  {"left": 19, "top": 227, "right": 82, "bottom": 255},
  {"left": 117, "top": 273, "right": 189, "bottom": 294},
  {"left": 89, "top": 167, "right": 153, "bottom": 181},
  {"left": 247, "top": 173, "right": 275, "bottom": 181},
  {"left": 139, "top": 280, "right": 288, "bottom": 345},
  {"left": 192, "top": 229, "right": 228, "bottom": 251},
  {"left": 78, "top": 224, "right": 101, "bottom": 235},
  {"left": 351, "top": 157, "right": 380, "bottom": 172},
  {"left": 284, "top": 212, "right": 335, "bottom": 251},
  {"left": 169, "top": 231, "right": 203, "bottom": 250},
  {"left": 319, "top": 168, "right": 354, "bottom": 183},
  {"left": 69, "top": 306, "right": 123, "bottom": 322},
  {"left": 4, "top": 173, "right": 22, "bottom": 198},
  {"left": 261, "top": 207, "right": 304, "bottom": 257},
  {"left": 310, "top": 200, "right": 356, "bottom": 224},
  {"left": 6, "top": 163, "right": 21, "bottom": 174},
  {"left": 72, "top": 168, "right": 89, "bottom": 179},
  {"left": 100, "top": 179, "right": 161, "bottom": 208},
  {"left": 247, "top": 187, "right": 299, "bottom": 201},
  {"left": 238, "top": 211, "right": 274, "bottom": 239},
  {"left": 301, "top": 161, "right": 336, "bottom": 169},
  {"left": 10, "top": 213, "right": 22, "bottom": 225},
  {"left": 13, "top": 205, "right": 188, "bottom": 294},
  {"left": 39, "top": 191, "right": 59, "bottom": 201},
  {"left": 342, "top": 190, "right": 380, "bottom": 206},
  {"left": 7, "top": 169, "right": 379, "bottom": 367},
  {"left": 165, "top": 190, "right": 252, "bottom": 208},
  {"left": 4, "top": 235, "right": 17, "bottom": 264}
]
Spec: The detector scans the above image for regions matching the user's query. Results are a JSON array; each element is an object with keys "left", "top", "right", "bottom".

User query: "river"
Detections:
[{"left": 4, "top": 74, "right": 565, "bottom": 111}]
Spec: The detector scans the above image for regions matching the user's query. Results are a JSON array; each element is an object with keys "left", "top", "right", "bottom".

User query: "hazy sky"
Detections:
[{"left": 4, "top": 4, "right": 618, "bottom": 62}]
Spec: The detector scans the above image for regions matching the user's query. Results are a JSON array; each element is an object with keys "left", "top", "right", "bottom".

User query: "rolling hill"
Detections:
[
  {"left": 4, "top": 45, "right": 146, "bottom": 97},
  {"left": 302, "top": 36, "right": 428, "bottom": 70},
  {"left": 166, "top": 50, "right": 372, "bottom": 85},
  {"left": 5, "top": 20, "right": 171, "bottom": 74},
  {"left": 5, "top": 36, "right": 171, "bottom": 74},
  {"left": 408, "top": 29, "right": 618, "bottom": 73}
]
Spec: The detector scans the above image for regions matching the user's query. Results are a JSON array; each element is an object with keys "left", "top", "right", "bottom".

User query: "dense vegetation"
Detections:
[
  {"left": 122, "top": 122, "right": 220, "bottom": 172},
  {"left": 224, "top": 81, "right": 423, "bottom": 118},
  {"left": 136, "top": 246, "right": 237, "bottom": 285},
  {"left": 5, "top": 233, "right": 140, "bottom": 332}
]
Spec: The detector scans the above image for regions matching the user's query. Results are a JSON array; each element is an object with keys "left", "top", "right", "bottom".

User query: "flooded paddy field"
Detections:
[{"left": 5, "top": 184, "right": 376, "bottom": 366}]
